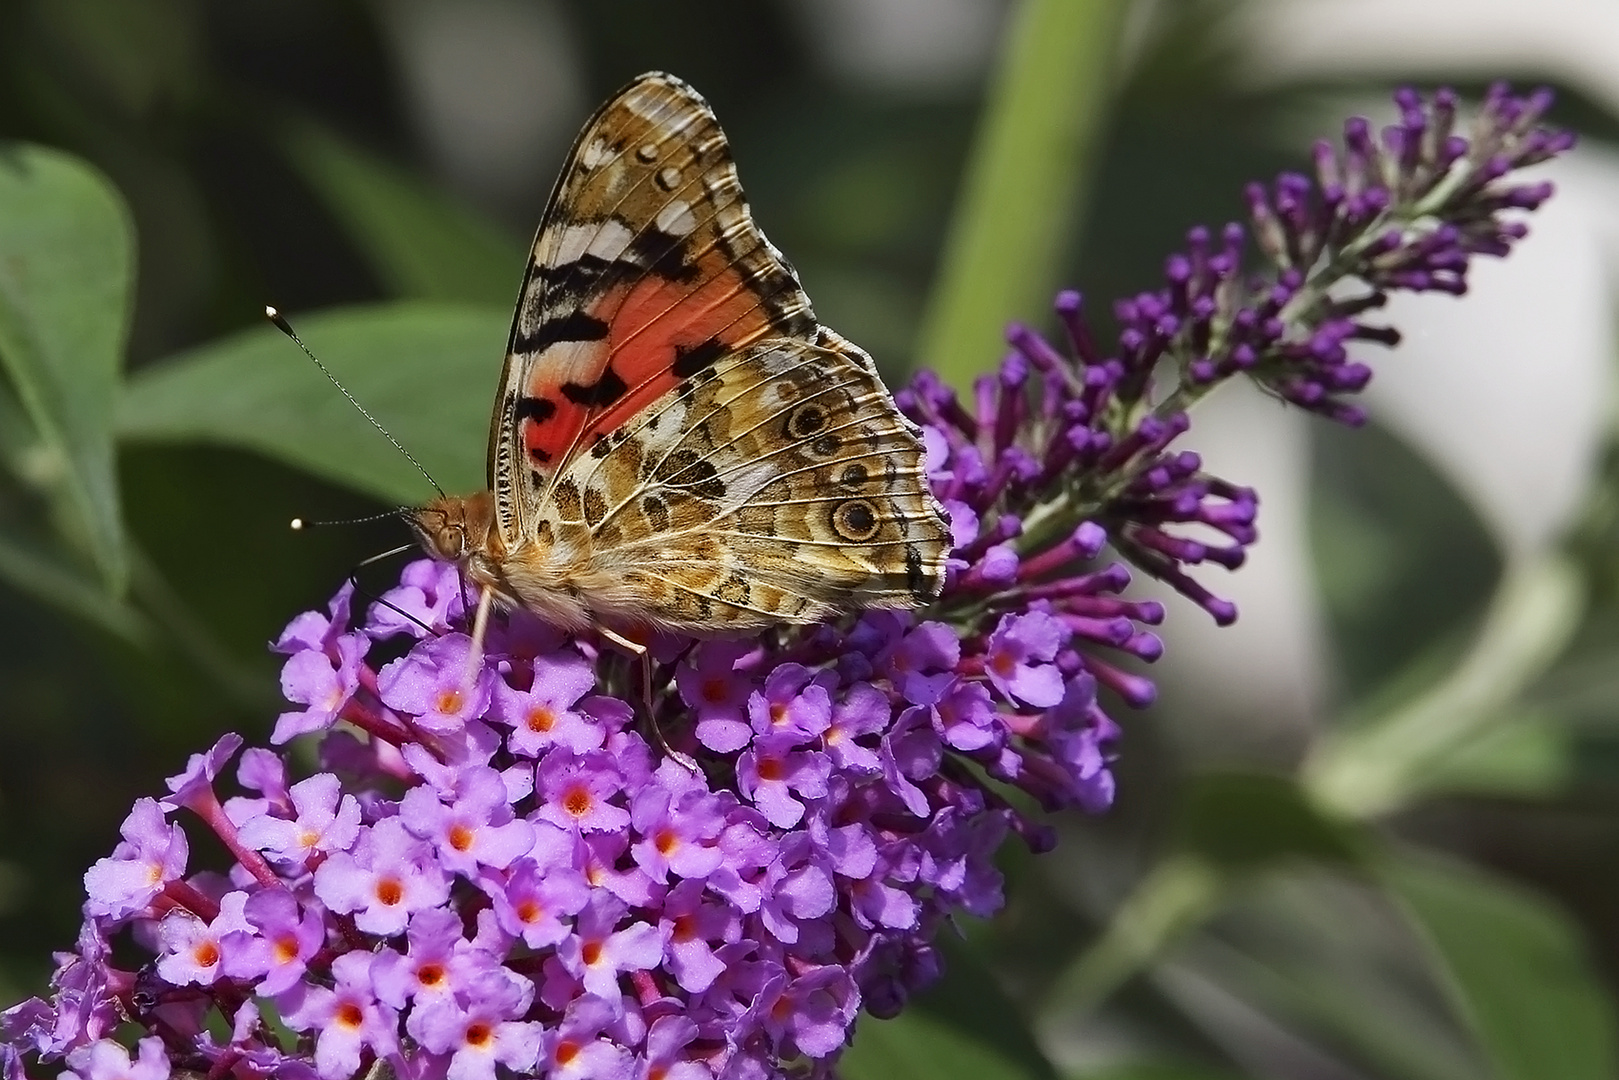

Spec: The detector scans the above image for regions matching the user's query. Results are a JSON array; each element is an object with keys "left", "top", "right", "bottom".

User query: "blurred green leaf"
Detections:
[
  {"left": 0, "top": 143, "right": 133, "bottom": 592},
  {"left": 1043, "top": 855, "right": 1225, "bottom": 1022},
  {"left": 916, "top": 0, "right": 1129, "bottom": 386},
  {"left": 281, "top": 123, "right": 524, "bottom": 306},
  {"left": 844, "top": 940, "right": 1057, "bottom": 1080},
  {"left": 1172, "top": 772, "right": 1364, "bottom": 871},
  {"left": 1160, "top": 869, "right": 1488, "bottom": 1080},
  {"left": 1310, "top": 420, "right": 1502, "bottom": 705},
  {"left": 1386, "top": 853, "right": 1619, "bottom": 1080},
  {"left": 1073, "top": 1063, "right": 1246, "bottom": 1080},
  {"left": 117, "top": 303, "right": 508, "bottom": 503},
  {"left": 1415, "top": 709, "right": 1571, "bottom": 800},
  {"left": 1306, "top": 557, "right": 1584, "bottom": 819},
  {"left": 0, "top": 529, "right": 146, "bottom": 642}
]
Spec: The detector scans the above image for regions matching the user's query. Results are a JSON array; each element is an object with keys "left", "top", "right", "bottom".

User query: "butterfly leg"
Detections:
[
  {"left": 597, "top": 624, "right": 698, "bottom": 774},
  {"left": 465, "top": 584, "right": 495, "bottom": 685}
]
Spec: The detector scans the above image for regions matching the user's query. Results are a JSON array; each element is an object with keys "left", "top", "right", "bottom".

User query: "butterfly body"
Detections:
[{"left": 412, "top": 73, "right": 949, "bottom": 637}]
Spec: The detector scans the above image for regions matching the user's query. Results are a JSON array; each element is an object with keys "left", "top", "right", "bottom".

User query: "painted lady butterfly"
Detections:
[{"left": 411, "top": 72, "right": 950, "bottom": 639}]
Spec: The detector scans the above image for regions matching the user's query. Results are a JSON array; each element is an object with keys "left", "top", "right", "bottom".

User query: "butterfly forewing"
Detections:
[{"left": 491, "top": 73, "right": 816, "bottom": 550}]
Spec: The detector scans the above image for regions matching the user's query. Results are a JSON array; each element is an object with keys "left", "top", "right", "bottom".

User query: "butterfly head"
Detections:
[{"left": 410, "top": 491, "right": 497, "bottom": 569}]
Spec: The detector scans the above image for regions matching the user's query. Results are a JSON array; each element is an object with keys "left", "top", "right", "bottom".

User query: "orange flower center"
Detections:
[
  {"left": 563, "top": 787, "right": 593, "bottom": 818},
  {"left": 191, "top": 941, "right": 220, "bottom": 969},
  {"left": 375, "top": 878, "right": 404, "bottom": 906},
  {"left": 449, "top": 823, "right": 474, "bottom": 852},
  {"left": 527, "top": 706, "right": 556, "bottom": 733}
]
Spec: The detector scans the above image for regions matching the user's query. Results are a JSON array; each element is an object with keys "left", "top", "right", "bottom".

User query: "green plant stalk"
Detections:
[
  {"left": 1038, "top": 853, "right": 1225, "bottom": 1023},
  {"left": 914, "top": 0, "right": 1129, "bottom": 388}
]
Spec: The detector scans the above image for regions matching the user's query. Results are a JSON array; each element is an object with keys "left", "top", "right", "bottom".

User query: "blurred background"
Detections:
[{"left": 3, "top": 1, "right": 1619, "bottom": 1078}]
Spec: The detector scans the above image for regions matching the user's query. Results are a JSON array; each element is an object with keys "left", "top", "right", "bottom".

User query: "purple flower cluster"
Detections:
[
  {"left": 1118, "top": 83, "right": 1570, "bottom": 426},
  {"left": 4, "top": 547, "right": 1113, "bottom": 1080},
  {"left": 2, "top": 85, "right": 1572, "bottom": 1080},
  {"left": 905, "top": 84, "right": 1570, "bottom": 626}
]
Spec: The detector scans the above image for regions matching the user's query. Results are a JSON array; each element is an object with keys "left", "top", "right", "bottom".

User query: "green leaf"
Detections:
[
  {"left": 1074, "top": 1065, "right": 1244, "bottom": 1080},
  {"left": 1385, "top": 852, "right": 1619, "bottom": 1080},
  {"left": 1171, "top": 772, "right": 1364, "bottom": 871},
  {"left": 0, "top": 526, "right": 147, "bottom": 642},
  {"left": 1306, "top": 556, "right": 1584, "bottom": 819},
  {"left": 844, "top": 939, "right": 1057, "bottom": 1080},
  {"left": 915, "top": 0, "right": 1129, "bottom": 386},
  {"left": 117, "top": 302, "right": 508, "bottom": 503},
  {"left": 0, "top": 143, "right": 134, "bottom": 591},
  {"left": 281, "top": 122, "right": 524, "bottom": 305}
]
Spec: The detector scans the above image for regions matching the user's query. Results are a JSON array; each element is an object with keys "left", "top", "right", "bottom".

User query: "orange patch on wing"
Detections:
[
  {"left": 518, "top": 267, "right": 774, "bottom": 469},
  {"left": 588, "top": 268, "right": 770, "bottom": 433}
]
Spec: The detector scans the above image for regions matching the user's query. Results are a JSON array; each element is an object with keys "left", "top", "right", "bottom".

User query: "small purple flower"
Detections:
[
  {"left": 555, "top": 894, "right": 668, "bottom": 1001},
  {"left": 155, "top": 890, "right": 251, "bottom": 986},
  {"left": 313, "top": 817, "right": 451, "bottom": 936},
  {"left": 629, "top": 786, "right": 725, "bottom": 884},
  {"left": 60, "top": 1037, "right": 170, "bottom": 1080},
  {"left": 737, "top": 736, "right": 830, "bottom": 829},
  {"left": 487, "top": 855, "right": 591, "bottom": 949},
  {"left": 368, "top": 557, "right": 465, "bottom": 638},
  {"left": 678, "top": 641, "right": 758, "bottom": 753},
  {"left": 746, "top": 665, "right": 832, "bottom": 744},
  {"left": 378, "top": 633, "right": 493, "bottom": 733},
  {"left": 658, "top": 879, "right": 736, "bottom": 993},
  {"left": 82, "top": 799, "right": 187, "bottom": 920},
  {"left": 539, "top": 996, "right": 635, "bottom": 1080},
  {"left": 275, "top": 631, "right": 368, "bottom": 744},
  {"left": 492, "top": 652, "right": 607, "bottom": 756},
  {"left": 982, "top": 611, "right": 1067, "bottom": 708},
  {"left": 223, "top": 888, "right": 326, "bottom": 996},
  {"left": 237, "top": 772, "right": 361, "bottom": 866},
  {"left": 637, "top": 1015, "right": 712, "bottom": 1080},
  {"left": 399, "top": 765, "right": 535, "bottom": 874},
  {"left": 279, "top": 951, "right": 398, "bottom": 1080},
  {"left": 537, "top": 752, "right": 632, "bottom": 834},
  {"left": 409, "top": 968, "right": 542, "bottom": 1080}
]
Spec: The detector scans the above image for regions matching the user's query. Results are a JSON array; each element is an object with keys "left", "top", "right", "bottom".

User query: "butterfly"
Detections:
[{"left": 410, "top": 72, "right": 950, "bottom": 643}]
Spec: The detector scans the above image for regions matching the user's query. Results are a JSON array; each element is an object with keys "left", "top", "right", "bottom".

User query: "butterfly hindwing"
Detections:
[
  {"left": 520, "top": 330, "right": 949, "bottom": 633},
  {"left": 490, "top": 72, "right": 816, "bottom": 549}
]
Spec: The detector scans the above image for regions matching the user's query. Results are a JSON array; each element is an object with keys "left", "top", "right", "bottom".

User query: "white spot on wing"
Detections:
[
  {"left": 548, "top": 220, "right": 637, "bottom": 266},
  {"left": 580, "top": 138, "right": 610, "bottom": 169},
  {"left": 656, "top": 200, "right": 697, "bottom": 237}
]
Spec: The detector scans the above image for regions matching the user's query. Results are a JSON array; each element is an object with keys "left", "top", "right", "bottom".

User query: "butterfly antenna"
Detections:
[
  {"left": 265, "top": 306, "right": 446, "bottom": 499},
  {"left": 290, "top": 509, "right": 411, "bottom": 531},
  {"left": 331, "top": 543, "right": 443, "bottom": 638}
]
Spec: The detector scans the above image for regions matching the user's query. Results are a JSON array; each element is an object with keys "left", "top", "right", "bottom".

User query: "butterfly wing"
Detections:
[
  {"left": 489, "top": 72, "right": 816, "bottom": 549},
  {"left": 536, "top": 328, "right": 949, "bottom": 633}
]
